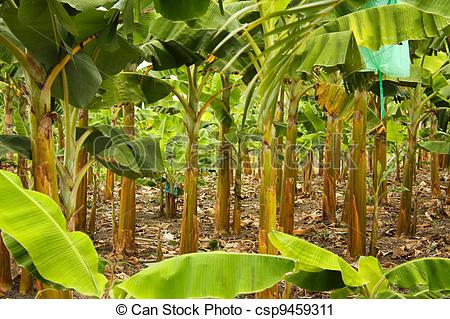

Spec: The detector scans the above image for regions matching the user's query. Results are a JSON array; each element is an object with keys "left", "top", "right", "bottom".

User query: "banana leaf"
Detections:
[
  {"left": 2, "top": 7, "right": 62, "bottom": 68},
  {"left": 315, "top": 4, "right": 450, "bottom": 51},
  {"left": 0, "top": 170, "right": 107, "bottom": 297},
  {"left": 385, "top": 258, "right": 450, "bottom": 293},
  {"left": 292, "top": 31, "right": 363, "bottom": 74},
  {"left": 154, "top": 0, "right": 211, "bottom": 21},
  {"left": 269, "top": 231, "right": 367, "bottom": 291},
  {"left": 138, "top": 5, "right": 247, "bottom": 71},
  {"left": 2, "top": 233, "right": 65, "bottom": 290},
  {"left": 59, "top": 0, "right": 115, "bottom": 11},
  {"left": 51, "top": 53, "right": 102, "bottom": 107},
  {"left": 115, "top": 252, "right": 295, "bottom": 298},
  {"left": 79, "top": 125, "right": 165, "bottom": 178},
  {"left": 402, "top": 0, "right": 450, "bottom": 18},
  {"left": 87, "top": 73, "right": 172, "bottom": 109},
  {"left": 0, "top": 135, "right": 32, "bottom": 159},
  {"left": 357, "top": 256, "right": 388, "bottom": 294},
  {"left": 419, "top": 141, "right": 450, "bottom": 155}
]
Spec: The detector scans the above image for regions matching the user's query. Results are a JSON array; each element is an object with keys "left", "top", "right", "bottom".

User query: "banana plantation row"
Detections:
[{"left": 0, "top": 0, "right": 449, "bottom": 299}]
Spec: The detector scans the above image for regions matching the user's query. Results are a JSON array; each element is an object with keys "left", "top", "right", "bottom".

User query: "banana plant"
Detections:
[
  {"left": 315, "top": 79, "right": 354, "bottom": 224},
  {"left": 269, "top": 231, "right": 450, "bottom": 299},
  {"left": 394, "top": 54, "right": 450, "bottom": 236},
  {"left": 0, "top": 1, "right": 144, "bottom": 280}
]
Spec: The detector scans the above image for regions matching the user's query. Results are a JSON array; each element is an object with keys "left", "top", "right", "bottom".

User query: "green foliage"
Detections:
[
  {"left": 269, "top": 231, "right": 367, "bottom": 290},
  {"left": 80, "top": 125, "right": 165, "bottom": 179},
  {"left": 419, "top": 141, "right": 450, "bottom": 155},
  {"left": 115, "top": 253, "right": 295, "bottom": 298},
  {"left": 0, "top": 170, "right": 108, "bottom": 298},
  {"left": 0, "top": 134, "right": 32, "bottom": 159},
  {"left": 384, "top": 258, "right": 450, "bottom": 294},
  {"left": 387, "top": 119, "right": 406, "bottom": 144},
  {"left": 402, "top": 0, "right": 450, "bottom": 18},
  {"left": 269, "top": 231, "right": 450, "bottom": 299},
  {"left": 52, "top": 53, "right": 102, "bottom": 107},
  {"left": 315, "top": 4, "right": 450, "bottom": 51},
  {"left": 154, "top": 0, "right": 211, "bottom": 21},
  {"left": 59, "top": 0, "right": 115, "bottom": 11},
  {"left": 88, "top": 73, "right": 173, "bottom": 109},
  {"left": 291, "top": 31, "right": 363, "bottom": 74}
]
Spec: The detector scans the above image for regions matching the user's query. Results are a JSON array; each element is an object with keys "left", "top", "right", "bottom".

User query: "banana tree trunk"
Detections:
[
  {"left": 274, "top": 88, "right": 285, "bottom": 204},
  {"left": 279, "top": 82, "right": 301, "bottom": 234},
  {"left": 18, "top": 95, "right": 32, "bottom": 294},
  {"left": 116, "top": 103, "right": 136, "bottom": 255},
  {"left": 165, "top": 192, "right": 177, "bottom": 219},
  {"left": 180, "top": 128, "right": 199, "bottom": 254},
  {"left": 31, "top": 82, "right": 69, "bottom": 298},
  {"left": 346, "top": 91, "right": 368, "bottom": 258},
  {"left": 0, "top": 83, "right": 14, "bottom": 296},
  {"left": 88, "top": 168, "right": 98, "bottom": 235},
  {"left": 105, "top": 170, "right": 115, "bottom": 200},
  {"left": 104, "top": 107, "right": 119, "bottom": 201},
  {"left": 335, "top": 120, "right": 343, "bottom": 181},
  {"left": 179, "top": 65, "right": 202, "bottom": 255},
  {"left": 242, "top": 145, "right": 252, "bottom": 175},
  {"left": 215, "top": 75, "right": 231, "bottom": 235},
  {"left": 303, "top": 150, "right": 313, "bottom": 194},
  {"left": 3, "top": 83, "right": 14, "bottom": 162},
  {"left": 318, "top": 145, "right": 324, "bottom": 176},
  {"left": 16, "top": 97, "right": 30, "bottom": 189},
  {"left": 397, "top": 86, "right": 422, "bottom": 237},
  {"left": 0, "top": 231, "right": 12, "bottom": 296},
  {"left": 394, "top": 143, "right": 401, "bottom": 181},
  {"left": 441, "top": 155, "right": 449, "bottom": 169},
  {"left": 430, "top": 114, "right": 440, "bottom": 199},
  {"left": 257, "top": 119, "right": 278, "bottom": 298},
  {"left": 74, "top": 109, "right": 89, "bottom": 232},
  {"left": 322, "top": 114, "right": 338, "bottom": 223},
  {"left": 31, "top": 92, "right": 59, "bottom": 205},
  {"left": 233, "top": 140, "right": 243, "bottom": 234},
  {"left": 373, "top": 97, "right": 387, "bottom": 205}
]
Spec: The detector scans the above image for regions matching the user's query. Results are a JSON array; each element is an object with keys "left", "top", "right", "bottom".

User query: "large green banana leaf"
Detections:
[
  {"left": 137, "top": 4, "right": 248, "bottom": 71},
  {"left": 116, "top": 252, "right": 295, "bottom": 298},
  {"left": 1, "top": 1, "right": 141, "bottom": 104},
  {"left": 269, "top": 231, "right": 367, "bottom": 290},
  {"left": 0, "top": 134, "right": 32, "bottom": 159},
  {"left": 154, "top": 0, "right": 211, "bottom": 21},
  {"left": 0, "top": 170, "right": 108, "bottom": 297},
  {"left": 384, "top": 258, "right": 450, "bottom": 293},
  {"left": 2, "top": 233, "right": 65, "bottom": 289},
  {"left": 419, "top": 141, "right": 450, "bottom": 155},
  {"left": 402, "top": 0, "right": 450, "bottom": 18},
  {"left": 357, "top": 256, "right": 388, "bottom": 294},
  {"left": 51, "top": 53, "right": 102, "bottom": 107},
  {"left": 141, "top": 39, "right": 204, "bottom": 71},
  {"left": 88, "top": 73, "right": 173, "bottom": 109},
  {"left": 59, "top": 0, "right": 115, "bottom": 11},
  {"left": 315, "top": 4, "right": 450, "bottom": 51},
  {"left": 79, "top": 125, "right": 165, "bottom": 178},
  {"left": 2, "top": 7, "right": 62, "bottom": 68},
  {"left": 291, "top": 31, "right": 363, "bottom": 74}
]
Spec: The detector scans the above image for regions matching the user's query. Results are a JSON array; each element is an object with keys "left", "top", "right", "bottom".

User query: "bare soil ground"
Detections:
[{"left": 3, "top": 166, "right": 450, "bottom": 299}]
